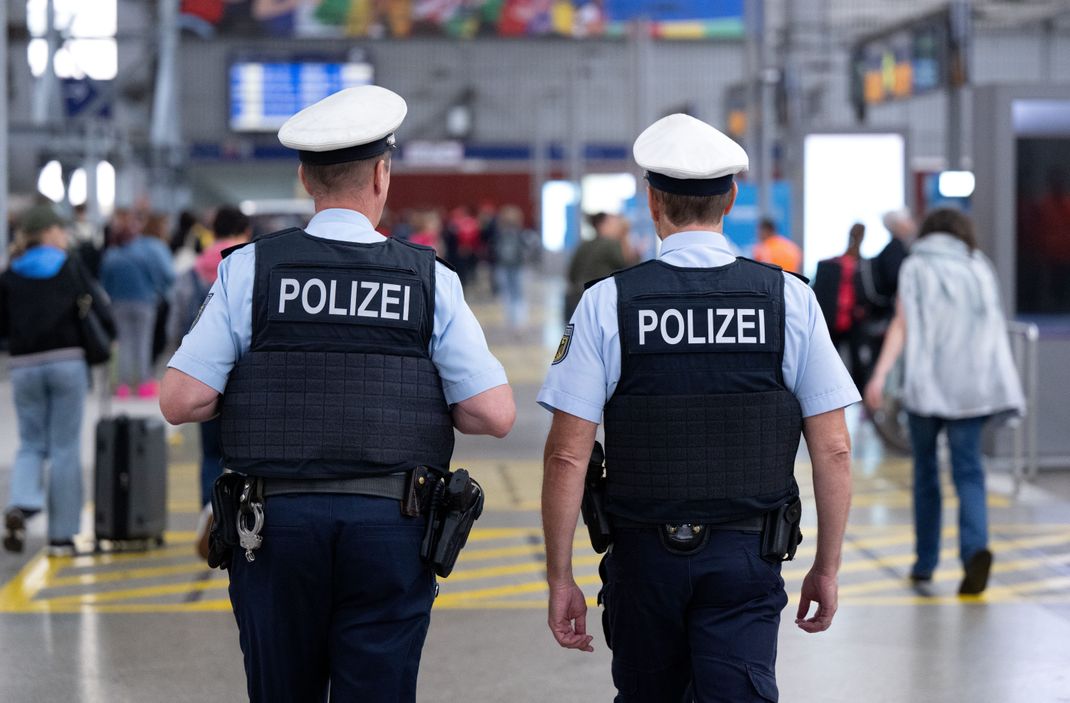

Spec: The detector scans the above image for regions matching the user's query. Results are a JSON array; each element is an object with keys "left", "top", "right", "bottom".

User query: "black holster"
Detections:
[
  {"left": 581, "top": 441, "right": 613, "bottom": 554},
  {"left": 760, "top": 497, "right": 803, "bottom": 563},
  {"left": 207, "top": 472, "right": 246, "bottom": 570},
  {"left": 420, "top": 468, "right": 484, "bottom": 578}
]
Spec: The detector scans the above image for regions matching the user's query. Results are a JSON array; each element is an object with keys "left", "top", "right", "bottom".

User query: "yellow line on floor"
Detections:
[
  {"left": 0, "top": 551, "right": 64, "bottom": 611},
  {"left": 465, "top": 528, "right": 543, "bottom": 542},
  {"left": 838, "top": 551, "right": 1070, "bottom": 597},
  {"left": 448, "top": 554, "right": 600, "bottom": 583},
  {"left": 40, "top": 576, "right": 227, "bottom": 606},
  {"left": 459, "top": 538, "right": 586, "bottom": 563},
  {"left": 67, "top": 543, "right": 195, "bottom": 566},
  {"left": 436, "top": 574, "right": 601, "bottom": 606},
  {"left": 44, "top": 560, "right": 212, "bottom": 588}
]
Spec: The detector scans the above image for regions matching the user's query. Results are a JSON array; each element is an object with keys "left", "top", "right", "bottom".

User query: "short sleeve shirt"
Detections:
[
  {"left": 168, "top": 208, "right": 507, "bottom": 405},
  {"left": 537, "top": 230, "right": 860, "bottom": 423}
]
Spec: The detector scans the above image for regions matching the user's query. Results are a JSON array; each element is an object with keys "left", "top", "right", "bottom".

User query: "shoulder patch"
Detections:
[
  {"left": 552, "top": 324, "right": 575, "bottom": 365},
  {"left": 189, "top": 292, "right": 213, "bottom": 331}
]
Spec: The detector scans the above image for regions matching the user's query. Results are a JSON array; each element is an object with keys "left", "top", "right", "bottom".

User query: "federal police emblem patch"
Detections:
[
  {"left": 552, "top": 324, "right": 574, "bottom": 365},
  {"left": 189, "top": 292, "right": 213, "bottom": 332}
]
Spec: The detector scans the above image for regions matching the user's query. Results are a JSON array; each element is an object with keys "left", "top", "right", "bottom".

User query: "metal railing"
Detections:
[{"left": 1006, "top": 321, "right": 1040, "bottom": 496}]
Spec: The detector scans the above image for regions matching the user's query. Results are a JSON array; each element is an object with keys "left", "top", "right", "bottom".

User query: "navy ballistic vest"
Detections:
[
  {"left": 219, "top": 228, "right": 455, "bottom": 478},
  {"left": 603, "top": 257, "right": 803, "bottom": 523}
]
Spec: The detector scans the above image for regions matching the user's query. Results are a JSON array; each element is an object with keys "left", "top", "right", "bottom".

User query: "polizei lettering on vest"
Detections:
[
  {"left": 278, "top": 277, "right": 412, "bottom": 321},
  {"left": 637, "top": 307, "right": 766, "bottom": 346}
]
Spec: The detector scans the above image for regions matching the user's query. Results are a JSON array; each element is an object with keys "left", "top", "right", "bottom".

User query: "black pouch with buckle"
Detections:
[
  {"left": 658, "top": 523, "right": 711, "bottom": 555},
  {"left": 420, "top": 468, "right": 484, "bottom": 578},
  {"left": 208, "top": 472, "right": 246, "bottom": 570},
  {"left": 760, "top": 497, "right": 803, "bottom": 563}
]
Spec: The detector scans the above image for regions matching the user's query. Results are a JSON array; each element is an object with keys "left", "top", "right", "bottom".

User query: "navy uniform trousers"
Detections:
[
  {"left": 600, "top": 528, "right": 788, "bottom": 703},
  {"left": 228, "top": 493, "right": 435, "bottom": 702}
]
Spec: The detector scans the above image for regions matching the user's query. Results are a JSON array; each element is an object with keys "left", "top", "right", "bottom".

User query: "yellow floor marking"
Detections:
[
  {"left": 837, "top": 550, "right": 1070, "bottom": 597},
  {"left": 42, "top": 576, "right": 227, "bottom": 606},
  {"left": 459, "top": 538, "right": 586, "bottom": 563},
  {"left": 0, "top": 551, "right": 67, "bottom": 611},
  {"left": 44, "top": 560, "right": 211, "bottom": 589},
  {"left": 67, "top": 544, "right": 194, "bottom": 566},
  {"left": 437, "top": 574, "right": 601, "bottom": 606},
  {"left": 449, "top": 554, "right": 601, "bottom": 583},
  {"left": 465, "top": 528, "right": 543, "bottom": 542}
]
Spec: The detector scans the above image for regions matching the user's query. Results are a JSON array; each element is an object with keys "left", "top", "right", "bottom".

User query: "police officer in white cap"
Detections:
[
  {"left": 539, "top": 114, "right": 858, "bottom": 701},
  {"left": 160, "top": 85, "right": 516, "bottom": 701}
]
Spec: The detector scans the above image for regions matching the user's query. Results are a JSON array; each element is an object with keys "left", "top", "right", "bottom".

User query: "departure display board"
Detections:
[
  {"left": 849, "top": 8, "right": 968, "bottom": 119},
  {"left": 229, "top": 59, "right": 374, "bottom": 132}
]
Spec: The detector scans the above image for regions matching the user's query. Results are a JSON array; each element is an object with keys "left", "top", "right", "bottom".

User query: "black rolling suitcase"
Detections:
[{"left": 94, "top": 415, "right": 168, "bottom": 547}]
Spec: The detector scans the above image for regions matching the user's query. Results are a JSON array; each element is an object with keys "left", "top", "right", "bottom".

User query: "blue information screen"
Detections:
[{"left": 229, "top": 61, "right": 374, "bottom": 132}]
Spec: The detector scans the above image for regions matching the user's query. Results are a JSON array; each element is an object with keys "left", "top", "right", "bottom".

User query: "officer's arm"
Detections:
[
  {"left": 451, "top": 384, "right": 516, "bottom": 437},
  {"left": 542, "top": 410, "right": 598, "bottom": 652},
  {"left": 796, "top": 407, "right": 852, "bottom": 633},
  {"left": 160, "top": 368, "right": 221, "bottom": 425}
]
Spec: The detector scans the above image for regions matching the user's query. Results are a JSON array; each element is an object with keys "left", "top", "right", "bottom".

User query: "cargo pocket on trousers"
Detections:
[{"left": 746, "top": 664, "right": 779, "bottom": 702}]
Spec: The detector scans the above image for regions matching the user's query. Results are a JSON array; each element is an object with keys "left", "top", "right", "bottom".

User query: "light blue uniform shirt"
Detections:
[
  {"left": 537, "top": 230, "right": 860, "bottom": 423},
  {"left": 169, "top": 208, "right": 507, "bottom": 405}
]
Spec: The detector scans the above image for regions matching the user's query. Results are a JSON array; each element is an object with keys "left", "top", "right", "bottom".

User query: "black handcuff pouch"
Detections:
[{"left": 208, "top": 472, "right": 246, "bottom": 570}]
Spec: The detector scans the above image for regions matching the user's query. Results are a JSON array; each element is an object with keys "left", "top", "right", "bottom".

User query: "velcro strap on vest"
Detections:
[
  {"left": 604, "top": 389, "right": 802, "bottom": 503},
  {"left": 220, "top": 349, "right": 454, "bottom": 477},
  {"left": 262, "top": 474, "right": 408, "bottom": 499}
]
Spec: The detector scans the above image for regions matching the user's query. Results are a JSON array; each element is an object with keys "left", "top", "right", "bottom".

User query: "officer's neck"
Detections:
[
  {"left": 656, "top": 221, "right": 724, "bottom": 241},
  {"left": 313, "top": 196, "right": 382, "bottom": 227}
]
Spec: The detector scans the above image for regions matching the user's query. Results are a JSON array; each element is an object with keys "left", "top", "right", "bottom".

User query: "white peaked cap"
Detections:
[
  {"left": 633, "top": 114, "right": 749, "bottom": 195},
  {"left": 278, "top": 85, "right": 407, "bottom": 165}
]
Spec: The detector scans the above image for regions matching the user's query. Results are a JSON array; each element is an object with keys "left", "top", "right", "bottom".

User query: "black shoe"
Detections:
[
  {"left": 959, "top": 549, "right": 993, "bottom": 595},
  {"left": 47, "top": 539, "right": 77, "bottom": 557},
  {"left": 3, "top": 509, "right": 27, "bottom": 553},
  {"left": 909, "top": 573, "right": 935, "bottom": 597}
]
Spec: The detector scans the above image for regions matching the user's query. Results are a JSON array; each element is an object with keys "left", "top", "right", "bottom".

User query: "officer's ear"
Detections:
[
  {"left": 646, "top": 185, "right": 661, "bottom": 224},
  {"left": 721, "top": 182, "right": 739, "bottom": 219},
  {"left": 297, "top": 164, "right": 313, "bottom": 198},
  {"left": 373, "top": 157, "right": 390, "bottom": 196}
]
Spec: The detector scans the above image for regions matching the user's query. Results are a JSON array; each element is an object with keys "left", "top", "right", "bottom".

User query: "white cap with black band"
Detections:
[
  {"left": 278, "top": 85, "right": 407, "bottom": 166},
  {"left": 633, "top": 113, "right": 749, "bottom": 196}
]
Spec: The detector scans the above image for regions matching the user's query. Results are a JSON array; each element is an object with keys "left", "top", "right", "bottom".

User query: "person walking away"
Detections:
[
  {"left": 1, "top": 206, "right": 116, "bottom": 555},
  {"left": 865, "top": 208, "right": 1024, "bottom": 596},
  {"left": 564, "top": 213, "right": 633, "bottom": 321},
  {"left": 160, "top": 85, "right": 516, "bottom": 701},
  {"left": 491, "top": 205, "right": 534, "bottom": 330},
  {"left": 812, "top": 223, "right": 866, "bottom": 390},
  {"left": 752, "top": 216, "right": 802, "bottom": 274},
  {"left": 100, "top": 217, "right": 176, "bottom": 398},
  {"left": 539, "top": 114, "right": 856, "bottom": 701}
]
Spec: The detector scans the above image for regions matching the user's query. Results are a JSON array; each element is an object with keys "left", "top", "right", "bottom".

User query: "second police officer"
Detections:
[
  {"left": 539, "top": 114, "right": 858, "bottom": 702},
  {"left": 160, "top": 86, "right": 516, "bottom": 702}
]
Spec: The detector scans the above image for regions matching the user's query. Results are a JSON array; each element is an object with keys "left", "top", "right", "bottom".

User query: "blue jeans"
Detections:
[
  {"left": 907, "top": 413, "right": 990, "bottom": 578},
  {"left": 7, "top": 358, "right": 89, "bottom": 541},
  {"left": 228, "top": 493, "right": 434, "bottom": 702}
]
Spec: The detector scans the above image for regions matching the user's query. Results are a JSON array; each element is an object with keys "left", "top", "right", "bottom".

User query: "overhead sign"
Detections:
[{"left": 850, "top": 8, "right": 969, "bottom": 119}]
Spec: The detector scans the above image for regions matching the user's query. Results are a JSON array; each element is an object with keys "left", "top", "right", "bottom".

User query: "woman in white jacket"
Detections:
[{"left": 865, "top": 208, "right": 1025, "bottom": 596}]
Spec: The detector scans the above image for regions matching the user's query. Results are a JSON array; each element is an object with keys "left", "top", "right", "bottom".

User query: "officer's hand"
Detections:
[
  {"left": 548, "top": 580, "right": 594, "bottom": 652},
  {"left": 795, "top": 569, "right": 838, "bottom": 633}
]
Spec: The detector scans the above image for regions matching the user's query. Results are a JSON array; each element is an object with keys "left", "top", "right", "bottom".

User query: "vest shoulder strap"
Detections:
[
  {"left": 737, "top": 256, "right": 809, "bottom": 285},
  {"left": 222, "top": 227, "right": 303, "bottom": 259}
]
